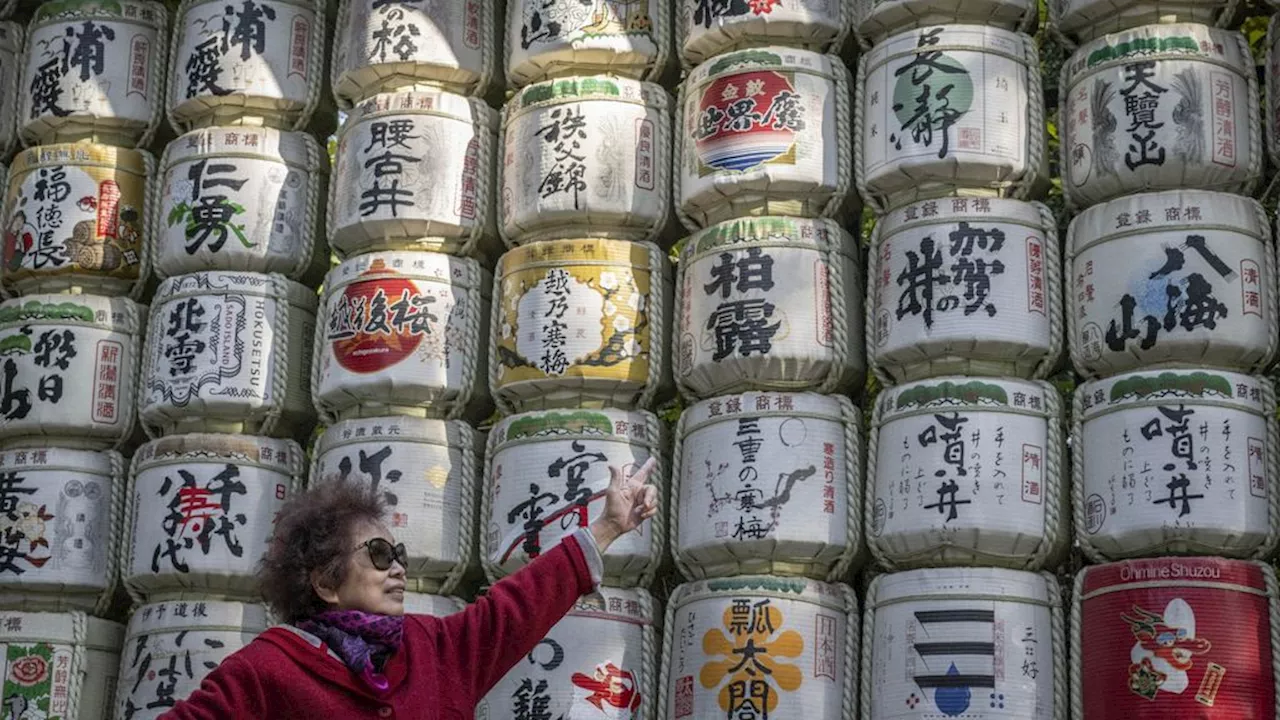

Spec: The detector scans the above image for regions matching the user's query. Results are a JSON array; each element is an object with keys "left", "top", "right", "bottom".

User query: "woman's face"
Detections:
[{"left": 314, "top": 519, "right": 407, "bottom": 616}]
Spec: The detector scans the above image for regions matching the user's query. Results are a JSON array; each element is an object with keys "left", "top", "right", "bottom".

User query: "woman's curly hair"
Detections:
[{"left": 258, "top": 481, "right": 385, "bottom": 623}]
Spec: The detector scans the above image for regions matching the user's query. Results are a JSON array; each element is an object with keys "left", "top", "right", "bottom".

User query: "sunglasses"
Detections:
[{"left": 354, "top": 538, "right": 407, "bottom": 571}]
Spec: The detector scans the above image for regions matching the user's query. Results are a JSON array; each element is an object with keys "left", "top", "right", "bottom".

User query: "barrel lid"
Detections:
[
  {"left": 1067, "top": 190, "right": 1269, "bottom": 257},
  {"left": 0, "top": 294, "right": 143, "bottom": 335},
  {"left": 0, "top": 611, "right": 125, "bottom": 651},
  {"left": 0, "top": 21, "right": 20, "bottom": 51},
  {"left": 876, "top": 198, "right": 1048, "bottom": 243},
  {"left": 153, "top": 271, "right": 319, "bottom": 312},
  {"left": 565, "top": 587, "right": 653, "bottom": 624},
  {"left": 878, "top": 377, "right": 1054, "bottom": 423},
  {"left": 32, "top": 0, "right": 164, "bottom": 25},
  {"left": 871, "top": 567, "right": 1053, "bottom": 606},
  {"left": 1078, "top": 368, "right": 1267, "bottom": 421},
  {"left": 1062, "top": 23, "right": 1250, "bottom": 87},
  {"left": 9, "top": 143, "right": 150, "bottom": 176},
  {"left": 343, "top": 89, "right": 496, "bottom": 139},
  {"left": 499, "top": 239, "right": 662, "bottom": 276},
  {"left": 163, "top": 127, "right": 323, "bottom": 173},
  {"left": 125, "top": 600, "right": 271, "bottom": 636},
  {"left": 316, "top": 416, "right": 477, "bottom": 456},
  {"left": 682, "top": 392, "right": 849, "bottom": 431},
  {"left": 681, "top": 216, "right": 857, "bottom": 264},
  {"left": 491, "top": 408, "right": 659, "bottom": 448},
  {"left": 325, "top": 251, "right": 484, "bottom": 295},
  {"left": 505, "top": 75, "right": 669, "bottom": 121},
  {"left": 686, "top": 46, "right": 840, "bottom": 89},
  {"left": 671, "top": 575, "right": 851, "bottom": 612},
  {"left": 0, "top": 447, "right": 115, "bottom": 475},
  {"left": 134, "top": 433, "right": 302, "bottom": 474},
  {"left": 864, "top": 23, "right": 1032, "bottom": 70}
]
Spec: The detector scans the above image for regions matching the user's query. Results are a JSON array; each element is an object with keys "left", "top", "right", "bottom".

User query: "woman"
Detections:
[{"left": 161, "top": 457, "right": 659, "bottom": 718}]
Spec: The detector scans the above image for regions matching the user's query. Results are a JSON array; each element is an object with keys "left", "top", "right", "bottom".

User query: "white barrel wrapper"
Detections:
[
  {"left": 505, "top": 0, "right": 672, "bottom": 88},
  {"left": 0, "top": 22, "right": 20, "bottom": 157},
  {"left": 0, "top": 610, "right": 122, "bottom": 720},
  {"left": 1052, "top": 0, "right": 1236, "bottom": 43},
  {"left": 854, "top": 0, "right": 1036, "bottom": 47},
  {"left": 680, "top": 0, "right": 850, "bottom": 67}
]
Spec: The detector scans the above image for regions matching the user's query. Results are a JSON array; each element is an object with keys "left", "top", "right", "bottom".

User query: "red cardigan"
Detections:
[{"left": 159, "top": 533, "right": 598, "bottom": 719}]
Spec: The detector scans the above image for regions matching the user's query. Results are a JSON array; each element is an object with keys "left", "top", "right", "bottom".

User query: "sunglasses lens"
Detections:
[
  {"left": 395, "top": 543, "right": 407, "bottom": 568},
  {"left": 367, "top": 539, "right": 393, "bottom": 571}
]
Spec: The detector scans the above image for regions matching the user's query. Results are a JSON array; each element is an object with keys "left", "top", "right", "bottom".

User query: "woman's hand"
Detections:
[{"left": 590, "top": 457, "right": 659, "bottom": 554}]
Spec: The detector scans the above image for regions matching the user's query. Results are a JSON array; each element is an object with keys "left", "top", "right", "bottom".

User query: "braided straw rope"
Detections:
[
  {"left": 649, "top": 0, "right": 672, "bottom": 84},
  {"left": 3, "top": 22, "right": 21, "bottom": 154},
  {"left": 1240, "top": 29, "right": 1264, "bottom": 197},
  {"left": 655, "top": 579, "right": 684, "bottom": 720},
  {"left": 818, "top": 222, "right": 854, "bottom": 395},
  {"left": 672, "top": 78, "right": 695, "bottom": 231},
  {"left": 295, "top": 0, "right": 324, "bottom": 131},
  {"left": 853, "top": 49, "right": 873, "bottom": 212},
  {"left": 440, "top": 421, "right": 477, "bottom": 595},
  {"left": 138, "top": 289, "right": 166, "bottom": 439},
  {"left": 865, "top": 389, "right": 890, "bottom": 570},
  {"left": 258, "top": 273, "right": 291, "bottom": 437},
  {"left": 1044, "top": 571, "right": 1067, "bottom": 720},
  {"left": 829, "top": 396, "right": 864, "bottom": 581},
  {"left": 467, "top": 97, "right": 497, "bottom": 255},
  {"left": 1258, "top": 198, "right": 1280, "bottom": 371},
  {"left": 1259, "top": 381, "right": 1280, "bottom": 559},
  {"left": 640, "top": 410, "right": 665, "bottom": 588},
  {"left": 309, "top": 275, "right": 330, "bottom": 423},
  {"left": 638, "top": 588, "right": 656, "bottom": 720},
  {"left": 859, "top": 573, "right": 880, "bottom": 720},
  {"left": 164, "top": 0, "right": 191, "bottom": 134},
  {"left": 839, "top": 581, "right": 858, "bottom": 720},
  {"left": 865, "top": 219, "right": 893, "bottom": 387},
  {"left": 449, "top": 257, "right": 485, "bottom": 420},
  {"left": 1070, "top": 567, "right": 1084, "bottom": 720},
  {"left": 119, "top": 298, "right": 144, "bottom": 448},
  {"left": 478, "top": 416, "right": 501, "bottom": 584},
  {"left": 822, "top": 57, "right": 854, "bottom": 220},
  {"left": 123, "top": 449, "right": 145, "bottom": 604},
  {"left": 328, "top": 0, "right": 349, "bottom": 107},
  {"left": 639, "top": 240, "right": 669, "bottom": 410},
  {"left": 649, "top": 85, "right": 674, "bottom": 246},
  {"left": 1263, "top": 561, "right": 1280, "bottom": 720},
  {"left": 100, "top": 450, "right": 126, "bottom": 617},
  {"left": 672, "top": 243, "right": 693, "bottom": 401},
  {"left": 69, "top": 611, "right": 86, "bottom": 717},
  {"left": 1021, "top": 32, "right": 1046, "bottom": 200},
  {"left": 485, "top": 255, "right": 510, "bottom": 415},
  {"left": 499, "top": 0, "right": 512, "bottom": 88},
  {"left": 1035, "top": 202, "right": 1064, "bottom": 378},
  {"left": 669, "top": 404, "right": 693, "bottom": 580},
  {"left": 1269, "top": 17, "right": 1279, "bottom": 169},
  {"left": 146, "top": 138, "right": 174, "bottom": 282},
  {"left": 1070, "top": 382, "right": 1105, "bottom": 564},
  {"left": 1034, "top": 381, "right": 1067, "bottom": 570},
  {"left": 294, "top": 132, "right": 323, "bottom": 279},
  {"left": 138, "top": 2, "right": 168, "bottom": 148},
  {"left": 1063, "top": 215, "right": 1085, "bottom": 378}
]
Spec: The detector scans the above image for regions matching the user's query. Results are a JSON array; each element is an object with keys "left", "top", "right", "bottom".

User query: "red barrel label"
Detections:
[
  {"left": 693, "top": 68, "right": 804, "bottom": 174},
  {"left": 1081, "top": 557, "right": 1274, "bottom": 718},
  {"left": 327, "top": 264, "right": 435, "bottom": 374}
]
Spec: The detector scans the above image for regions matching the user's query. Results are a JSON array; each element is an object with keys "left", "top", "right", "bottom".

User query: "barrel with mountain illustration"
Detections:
[{"left": 505, "top": 0, "right": 671, "bottom": 88}]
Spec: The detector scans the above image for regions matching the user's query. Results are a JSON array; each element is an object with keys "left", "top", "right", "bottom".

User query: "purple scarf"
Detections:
[{"left": 297, "top": 610, "right": 405, "bottom": 693}]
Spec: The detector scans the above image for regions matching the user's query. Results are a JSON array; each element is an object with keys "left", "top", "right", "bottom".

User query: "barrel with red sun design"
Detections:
[
  {"left": 1074, "top": 557, "right": 1279, "bottom": 719},
  {"left": 314, "top": 251, "right": 492, "bottom": 423}
]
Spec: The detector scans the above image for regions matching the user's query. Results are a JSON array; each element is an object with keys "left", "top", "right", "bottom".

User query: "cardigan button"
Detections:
[{"left": 378, "top": 707, "right": 392, "bottom": 717}]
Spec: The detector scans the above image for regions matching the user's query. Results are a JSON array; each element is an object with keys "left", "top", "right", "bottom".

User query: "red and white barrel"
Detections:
[
  {"left": 483, "top": 408, "right": 663, "bottom": 587},
  {"left": 854, "top": 0, "right": 1036, "bottom": 47},
  {"left": 1053, "top": 0, "right": 1236, "bottom": 43},
  {"left": 858, "top": 25, "right": 1045, "bottom": 213},
  {"left": 869, "top": 377, "right": 1067, "bottom": 570},
  {"left": 2, "top": 144, "right": 152, "bottom": 298},
  {"left": 678, "top": 47, "right": 852, "bottom": 230},
  {"left": 491, "top": 238, "right": 670, "bottom": 413},
  {"left": 167, "top": 0, "right": 324, "bottom": 131},
  {"left": 331, "top": 0, "right": 497, "bottom": 105},
  {"left": 115, "top": 600, "right": 268, "bottom": 719},
  {"left": 0, "top": 294, "right": 142, "bottom": 450},
  {"left": 19, "top": 0, "right": 165, "bottom": 147},
  {"left": 0, "top": 22, "right": 20, "bottom": 157},
  {"left": 154, "top": 127, "right": 328, "bottom": 281},
  {"left": 676, "top": 217, "right": 864, "bottom": 400},
  {"left": 0, "top": 610, "right": 122, "bottom": 720},
  {"left": 125, "top": 434, "right": 302, "bottom": 601},
  {"left": 0, "top": 448, "right": 121, "bottom": 615},
  {"left": 329, "top": 88, "right": 498, "bottom": 260},
  {"left": 660, "top": 576, "right": 856, "bottom": 720},
  {"left": 1074, "top": 557, "right": 1279, "bottom": 718},
  {"left": 679, "top": 0, "right": 850, "bottom": 67},
  {"left": 505, "top": 0, "right": 671, "bottom": 88},
  {"left": 1067, "top": 190, "right": 1274, "bottom": 377},
  {"left": 500, "top": 75, "right": 673, "bottom": 246},
  {"left": 478, "top": 587, "right": 653, "bottom": 720},
  {"left": 864, "top": 567, "right": 1063, "bottom": 719},
  {"left": 869, "top": 198, "right": 1061, "bottom": 384},
  {"left": 673, "top": 392, "right": 861, "bottom": 580},
  {"left": 1061, "top": 24, "right": 1261, "bottom": 210},
  {"left": 1074, "top": 368, "right": 1279, "bottom": 561},
  {"left": 141, "top": 271, "right": 317, "bottom": 440},
  {"left": 312, "top": 416, "right": 481, "bottom": 595},
  {"left": 402, "top": 592, "right": 463, "bottom": 616},
  {"left": 314, "top": 251, "right": 491, "bottom": 422}
]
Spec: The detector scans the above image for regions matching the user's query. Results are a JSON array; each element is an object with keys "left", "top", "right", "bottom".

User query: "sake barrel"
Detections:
[
  {"left": 869, "top": 377, "right": 1067, "bottom": 570},
  {"left": 505, "top": 0, "right": 671, "bottom": 88},
  {"left": 677, "top": 217, "right": 864, "bottom": 399},
  {"left": 869, "top": 198, "right": 1061, "bottom": 384},
  {"left": 500, "top": 75, "right": 673, "bottom": 246},
  {"left": 314, "top": 251, "right": 491, "bottom": 422},
  {"left": 1074, "top": 369, "right": 1278, "bottom": 561},
  {"left": 1266, "top": 15, "right": 1280, "bottom": 170},
  {"left": 673, "top": 392, "right": 861, "bottom": 580},
  {"left": 0, "top": 294, "right": 142, "bottom": 450},
  {"left": 0, "top": 448, "right": 120, "bottom": 615},
  {"left": 402, "top": 591, "right": 463, "bottom": 616},
  {"left": 0, "top": 611, "right": 122, "bottom": 720},
  {"left": 1060, "top": 24, "right": 1261, "bottom": 210},
  {"left": 483, "top": 408, "right": 663, "bottom": 586},
  {"left": 0, "top": 0, "right": 11, "bottom": 20},
  {"left": 1052, "top": 0, "right": 1235, "bottom": 43},
  {"left": 167, "top": 0, "right": 324, "bottom": 131},
  {"left": 1, "top": 144, "right": 152, "bottom": 298},
  {"left": 153, "top": 127, "right": 328, "bottom": 282},
  {"left": 680, "top": 0, "right": 850, "bottom": 67},
  {"left": 1074, "top": 557, "right": 1279, "bottom": 718},
  {"left": 116, "top": 600, "right": 269, "bottom": 719},
  {"left": 863, "top": 567, "right": 1062, "bottom": 719},
  {"left": 312, "top": 416, "right": 481, "bottom": 595},
  {"left": 125, "top": 434, "right": 302, "bottom": 601},
  {"left": 677, "top": 47, "right": 852, "bottom": 230},
  {"left": 331, "top": 0, "right": 497, "bottom": 105},
  {"left": 1067, "top": 190, "right": 1274, "bottom": 378},
  {"left": 660, "top": 576, "right": 856, "bottom": 720},
  {"left": 477, "top": 587, "right": 653, "bottom": 720},
  {"left": 329, "top": 88, "right": 498, "bottom": 260},
  {"left": 0, "top": 22, "right": 20, "bottom": 158},
  {"left": 854, "top": 0, "right": 1036, "bottom": 47},
  {"left": 140, "top": 271, "right": 317, "bottom": 440},
  {"left": 858, "top": 25, "right": 1046, "bottom": 213},
  {"left": 18, "top": 0, "right": 165, "bottom": 148}
]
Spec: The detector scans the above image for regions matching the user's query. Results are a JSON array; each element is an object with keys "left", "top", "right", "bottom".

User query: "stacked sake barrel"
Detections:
[
  {"left": 652, "top": 6, "right": 869, "bottom": 720},
  {"left": 853, "top": 1, "right": 1074, "bottom": 718},
  {"left": 1052, "top": 3, "right": 1280, "bottom": 718}
]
